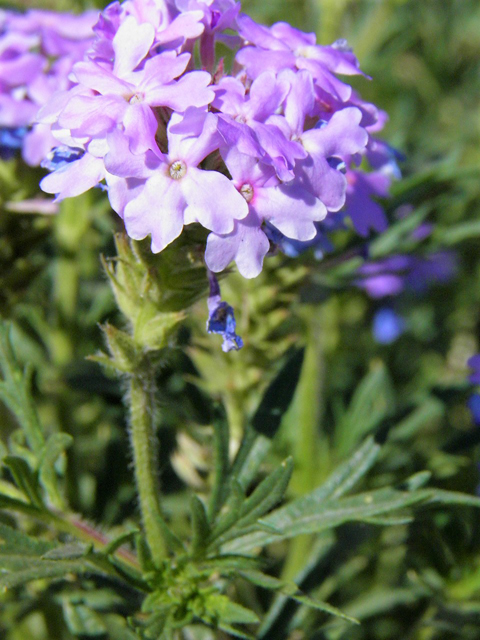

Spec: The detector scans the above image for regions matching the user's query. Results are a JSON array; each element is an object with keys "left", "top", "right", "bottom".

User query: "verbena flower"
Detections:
[
  {"left": 35, "top": 0, "right": 395, "bottom": 281},
  {"left": 0, "top": 8, "right": 97, "bottom": 166}
]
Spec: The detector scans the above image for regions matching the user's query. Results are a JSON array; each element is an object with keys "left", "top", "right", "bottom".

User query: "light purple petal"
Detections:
[
  {"left": 113, "top": 16, "right": 155, "bottom": 77},
  {"left": 255, "top": 183, "right": 326, "bottom": 240},
  {"left": 58, "top": 94, "right": 125, "bottom": 135},
  {"left": 73, "top": 61, "right": 133, "bottom": 95},
  {"left": 106, "top": 172, "right": 145, "bottom": 219},
  {"left": 205, "top": 212, "right": 270, "bottom": 279},
  {"left": 147, "top": 71, "right": 213, "bottom": 111},
  {"left": 235, "top": 47, "right": 296, "bottom": 79},
  {"left": 296, "top": 58, "right": 352, "bottom": 102},
  {"left": 123, "top": 102, "right": 159, "bottom": 154},
  {"left": 295, "top": 154, "right": 346, "bottom": 211},
  {"left": 22, "top": 123, "right": 56, "bottom": 167},
  {"left": 0, "top": 53, "right": 45, "bottom": 86},
  {"left": 246, "top": 72, "right": 289, "bottom": 122},
  {"left": 211, "top": 76, "right": 245, "bottom": 116},
  {"left": 282, "top": 68, "right": 315, "bottom": 135},
  {"left": 155, "top": 11, "right": 205, "bottom": 45},
  {"left": 105, "top": 129, "right": 163, "bottom": 178},
  {"left": 40, "top": 153, "right": 105, "bottom": 200},
  {"left": 123, "top": 173, "right": 185, "bottom": 252},
  {"left": 236, "top": 14, "right": 288, "bottom": 50},
  {"left": 182, "top": 167, "right": 248, "bottom": 233},
  {"left": 270, "top": 21, "right": 315, "bottom": 49},
  {"left": 140, "top": 51, "right": 190, "bottom": 88},
  {"left": 302, "top": 107, "right": 367, "bottom": 158},
  {"left": 167, "top": 111, "right": 221, "bottom": 168}
]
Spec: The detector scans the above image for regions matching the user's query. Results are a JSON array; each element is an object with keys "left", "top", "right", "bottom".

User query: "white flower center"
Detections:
[
  {"left": 129, "top": 93, "right": 144, "bottom": 104},
  {"left": 169, "top": 160, "right": 187, "bottom": 180},
  {"left": 240, "top": 183, "right": 254, "bottom": 202},
  {"left": 295, "top": 45, "right": 317, "bottom": 59}
]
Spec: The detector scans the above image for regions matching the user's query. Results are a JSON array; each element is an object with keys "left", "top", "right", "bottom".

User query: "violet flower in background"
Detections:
[
  {"left": 356, "top": 252, "right": 458, "bottom": 299},
  {"left": 0, "top": 9, "right": 98, "bottom": 166}
]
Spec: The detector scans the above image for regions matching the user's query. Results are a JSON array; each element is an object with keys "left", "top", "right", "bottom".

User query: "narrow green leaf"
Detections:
[
  {"left": 425, "top": 489, "right": 480, "bottom": 508},
  {"left": 208, "top": 411, "right": 230, "bottom": 520},
  {"left": 327, "top": 437, "right": 381, "bottom": 501},
  {"left": 38, "top": 433, "right": 73, "bottom": 508},
  {"left": 210, "top": 460, "right": 293, "bottom": 548},
  {"left": 209, "top": 480, "right": 245, "bottom": 542},
  {"left": 104, "top": 530, "right": 139, "bottom": 557},
  {"left": 62, "top": 602, "right": 107, "bottom": 636},
  {"left": 0, "top": 522, "right": 54, "bottom": 556},
  {"left": 252, "top": 349, "right": 305, "bottom": 439},
  {"left": 361, "top": 514, "right": 414, "bottom": 526},
  {"left": 239, "top": 570, "right": 293, "bottom": 592},
  {"left": 233, "top": 458, "right": 293, "bottom": 530},
  {"left": 3, "top": 456, "right": 43, "bottom": 507},
  {"left": 198, "top": 554, "right": 259, "bottom": 573},
  {"left": 217, "top": 623, "right": 256, "bottom": 640},
  {"left": 402, "top": 471, "right": 432, "bottom": 491},
  {"left": 0, "top": 559, "right": 91, "bottom": 589},
  {"left": 154, "top": 516, "right": 186, "bottom": 555},
  {"left": 191, "top": 495, "right": 210, "bottom": 555},
  {"left": 258, "top": 534, "right": 336, "bottom": 638},
  {"left": 0, "top": 323, "right": 45, "bottom": 453},
  {"left": 334, "top": 365, "right": 393, "bottom": 457},
  {"left": 42, "top": 543, "right": 91, "bottom": 560},
  {"left": 290, "top": 593, "right": 359, "bottom": 625},
  {"left": 224, "top": 487, "right": 428, "bottom": 552},
  {"left": 0, "top": 493, "right": 42, "bottom": 517},
  {"left": 205, "top": 593, "right": 259, "bottom": 625}
]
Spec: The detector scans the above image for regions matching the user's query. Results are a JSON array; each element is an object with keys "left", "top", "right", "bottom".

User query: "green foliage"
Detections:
[{"left": 0, "top": 1, "right": 480, "bottom": 639}]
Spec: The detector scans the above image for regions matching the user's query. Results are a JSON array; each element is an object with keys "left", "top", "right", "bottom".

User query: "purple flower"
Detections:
[
  {"left": 103, "top": 111, "right": 248, "bottom": 252},
  {"left": 34, "top": 0, "right": 398, "bottom": 280},
  {"left": 235, "top": 16, "right": 364, "bottom": 101},
  {"left": 0, "top": 8, "right": 97, "bottom": 166},
  {"left": 356, "top": 252, "right": 457, "bottom": 299},
  {"left": 52, "top": 17, "right": 213, "bottom": 153},
  {"left": 205, "top": 147, "right": 326, "bottom": 278}
]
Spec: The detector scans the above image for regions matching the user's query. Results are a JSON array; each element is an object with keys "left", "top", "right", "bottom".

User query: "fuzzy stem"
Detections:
[{"left": 129, "top": 371, "right": 167, "bottom": 566}]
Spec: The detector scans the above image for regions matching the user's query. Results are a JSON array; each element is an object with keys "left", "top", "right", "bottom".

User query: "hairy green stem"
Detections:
[{"left": 129, "top": 371, "right": 167, "bottom": 566}]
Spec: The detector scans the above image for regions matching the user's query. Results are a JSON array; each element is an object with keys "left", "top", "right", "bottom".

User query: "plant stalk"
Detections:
[{"left": 129, "top": 370, "right": 167, "bottom": 566}]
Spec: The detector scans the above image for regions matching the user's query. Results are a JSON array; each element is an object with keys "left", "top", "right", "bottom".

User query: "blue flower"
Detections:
[
  {"left": 373, "top": 308, "right": 405, "bottom": 344},
  {"left": 0, "top": 126, "right": 28, "bottom": 159},
  {"left": 206, "top": 271, "right": 243, "bottom": 352},
  {"left": 468, "top": 394, "right": 480, "bottom": 426},
  {"left": 41, "top": 146, "right": 85, "bottom": 172}
]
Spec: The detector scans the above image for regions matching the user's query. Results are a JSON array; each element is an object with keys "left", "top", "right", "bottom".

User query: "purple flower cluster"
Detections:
[
  {"left": 35, "top": 0, "right": 394, "bottom": 278},
  {"left": 0, "top": 9, "right": 98, "bottom": 166},
  {"left": 356, "top": 251, "right": 458, "bottom": 299}
]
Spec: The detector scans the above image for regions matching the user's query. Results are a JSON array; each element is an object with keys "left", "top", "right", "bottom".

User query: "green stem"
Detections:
[{"left": 129, "top": 371, "right": 167, "bottom": 566}]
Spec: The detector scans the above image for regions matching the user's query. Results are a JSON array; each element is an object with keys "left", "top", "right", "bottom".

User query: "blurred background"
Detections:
[{"left": 1, "top": 0, "right": 480, "bottom": 639}]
